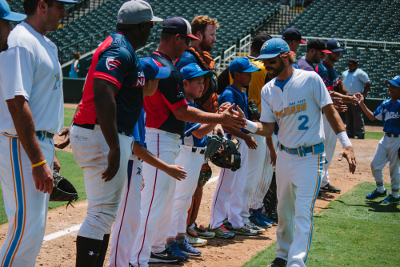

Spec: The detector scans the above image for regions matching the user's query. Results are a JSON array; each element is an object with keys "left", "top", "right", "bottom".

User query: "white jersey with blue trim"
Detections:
[
  {"left": 373, "top": 98, "right": 400, "bottom": 134},
  {"left": 260, "top": 69, "right": 333, "bottom": 148}
]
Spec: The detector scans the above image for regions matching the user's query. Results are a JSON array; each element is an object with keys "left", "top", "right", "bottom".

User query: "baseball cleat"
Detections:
[
  {"left": 267, "top": 257, "right": 287, "bottom": 267},
  {"left": 178, "top": 239, "right": 202, "bottom": 256},
  {"left": 224, "top": 222, "right": 258, "bottom": 236},
  {"left": 249, "top": 215, "right": 271, "bottom": 228},
  {"left": 380, "top": 194, "right": 400, "bottom": 204},
  {"left": 245, "top": 222, "right": 266, "bottom": 234},
  {"left": 186, "top": 234, "right": 207, "bottom": 247},
  {"left": 208, "top": 225, "right": 235, "bottom": 239},
  {"left": 259, "top": 213, "right": 277, "bottom": 226},
  {"left": 365, "top": 188, "right": 387, "bottom": 199},
  {"left": 320, "top": 183, "right": 341, "bottom": 193},
  {"left": 188, "top": 223, "right": 215, "bottom": 239},
  {"left": 149, "top": 244, "right": 187, "bottom": 263}
]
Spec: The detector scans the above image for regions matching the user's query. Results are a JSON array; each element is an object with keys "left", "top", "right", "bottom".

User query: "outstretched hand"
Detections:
[
  {"left": 219, "top": 104, "right": 247, "bottom": 129},
  {"left": 166, "top": 165, "right": 187, "bottom": 181},
  {"left": 338, "top": 146, "right": 356, "bottom": 174},
  {"left": 354, "top": 93, "right": 364, "bottom": 104}
]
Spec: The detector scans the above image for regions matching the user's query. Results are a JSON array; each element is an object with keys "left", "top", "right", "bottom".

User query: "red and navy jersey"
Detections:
[
  {"left": 315, "top": 61, "right": 339, "bottom": 91},
  {"left": 143, "top": 51, "right": 188, "bottom": 135},
  {"left": 74, "top": 31, "right": 145, "bottom": 134}
]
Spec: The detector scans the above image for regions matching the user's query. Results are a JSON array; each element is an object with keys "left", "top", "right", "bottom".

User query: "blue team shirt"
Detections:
[
  {"left": 373, "top": 99, "right": 400, "bottom": 134},
  {"left": 219, "top": 84, "right": 249, "bottom": 133},
  {"left": 175, "top": 51, "right": 197, "bottom": 71},
  {"left": 131, "top": 108, "right": 146, "bottom": 148},
  {"left": 182, "top": 100, "right": 207, "bottom": 147},
  {"left": 316, "top": 61, "right": 339, "bottom": 91}
]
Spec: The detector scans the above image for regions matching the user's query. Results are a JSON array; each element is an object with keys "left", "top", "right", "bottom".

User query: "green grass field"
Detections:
[
  {"left": 64, "top": 108, "right": 75, "bottom": 127},
  {"left": 243, "top": 182, "right": 399, "bottom": 267},
  {"left": 364, "top": 131, "right": 384, "bottom": 140}
]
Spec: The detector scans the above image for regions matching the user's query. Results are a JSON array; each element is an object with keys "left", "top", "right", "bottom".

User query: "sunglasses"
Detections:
[{"left": 179, "top": 34, "right": 191, "bottom": 45}]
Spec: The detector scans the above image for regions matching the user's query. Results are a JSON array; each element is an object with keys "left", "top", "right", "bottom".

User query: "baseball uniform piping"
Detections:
[{"left": 211, "top": 168, "right": 226, "bottom": 228}]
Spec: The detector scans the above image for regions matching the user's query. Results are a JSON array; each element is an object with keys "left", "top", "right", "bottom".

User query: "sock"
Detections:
[
  {"left": 94, "top": 234, "right": 110, "bottom": 267},
  {"left": 76, "top": 236, "right": 103, "bottom": 267},
  {"left": 176, "top": 235, "right": 185, "bottom": 245},
  {"left": 391, "top": 189, "right": 399, "bottom": 198},
  {"left": 376, "top": 182, "right": 385, "bottom": 193},
  {"left": 166, "top": 239, "right": 175, "bottom": 247}
]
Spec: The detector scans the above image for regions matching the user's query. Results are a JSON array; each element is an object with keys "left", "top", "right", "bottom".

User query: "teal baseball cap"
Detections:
[
  {"left": 140, "top": 57, "right": 171, "bottom": 81},
  {"left": 256, "top": 38, "right": 290, "bottom": 60},
  {"left": 0, "top": 0, "right": 26, "bottom": 21},
  {"left": 180, "top": 63, "right": 212, "bottom": 80},
  {"left": 229, "top": 57, "right": 261, "bottom": 74},
  {"left": 385, "top": 75, "right": 400, "bottom": 87}
]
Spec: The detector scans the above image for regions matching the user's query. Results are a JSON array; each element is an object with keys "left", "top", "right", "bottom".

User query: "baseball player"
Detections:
[
  {"left": 70, "top": 2, "right": 162, "bottom": 266},
  {"left": 209, "top": 57, "right": 262, "bottom": 238},
  {"left": 166, "top": 63, "right": 215, "bottom": 256},
  {"left": 281, "top": 27, "right": 306, "bottom": 53},
  {"left": 242, "top": 38, "right": 356, "bottom": 267},
  {"left": 296, "top": 39, "right": 331, "bottom": 72},
  {"left": 109, "top": 57, "right": 188, "bottom": 267},
  {"left": 0, "top": 1, "right": 74, "bottom": 266},
  {"left": 129, "top": 17, "right": 245, "bottom": 267},
  {"left": 355, "top": 76, "right": 400, "bottom": 204}
]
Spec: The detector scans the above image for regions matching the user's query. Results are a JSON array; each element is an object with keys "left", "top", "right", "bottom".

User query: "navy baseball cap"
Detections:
[
  {"left": 326, "top": 39, "right": 344, "bottom": 52},
  {"left": 162, "top": 17, "right": 199, "bottom": 40},
  {"left": 307, "top": 39, "right": 331, "bottom": 53},
  {"left": 385, "top": 75, "right": 400, "bottom": 87},
  {"left": 256, "top": 38, "right": 290, "bottom": 60},
  {"left": 282, "top": 28, "right": 306, "bottom": 44},
  {"left": 181, "top": 63, "right": 212, "bottom": 80},
  {"left": 140, "top": 57, "right": 171, "bottom": 81},
  {"left": 0, "top": 0, "right": 26, "bottom": 21},
  {"left": 56, "top": 0, "right": 79, "bottom": 3},
  {"left": 229, "top": 57, "right": 261, "bottom": 74}
]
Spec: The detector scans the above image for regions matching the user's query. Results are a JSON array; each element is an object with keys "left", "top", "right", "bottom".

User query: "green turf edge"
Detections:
[
  {"left": 364, "top": 131, "right": 384, "bottom": 140},
  {"left": 64, "top": 108, "right": 75, "bottom": 127},
  {"left": 242, "top": 182, "right": 399, "bottom": 267}
]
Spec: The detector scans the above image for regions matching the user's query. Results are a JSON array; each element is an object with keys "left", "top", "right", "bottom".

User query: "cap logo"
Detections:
[
  {"left": 261, "top": 43, "right": 268, "bottom": 51},
  {"left": 395, "top": 76, "right": 400, "bottom": 80},
  {"left": 196, "top": 65, "right": 202, "bottom": 71},
  {"left": 337, "top": 42, "right": 340, "bottom": 48}
]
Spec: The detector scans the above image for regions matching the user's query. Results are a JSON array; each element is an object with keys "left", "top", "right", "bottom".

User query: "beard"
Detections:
[
  {"left": 311, "top": 52, "right": 321, "bottom": 64},
  {"left": 199, "top": 38, "right": 214, "bottom": 52},
  {"left": 265, "top": 58, "right": 285, "bottom": 78},
  {"left": 328, "top": 53, "right": 339, "bottom": 62}
]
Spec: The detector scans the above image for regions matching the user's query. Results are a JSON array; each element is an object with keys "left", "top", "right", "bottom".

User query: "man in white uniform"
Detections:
[
  {"left": 0, "top": 0, "right": 76, "bottom": 266},
  {"left": 240, "top": 38, "right": 356, "bottom": 267}
]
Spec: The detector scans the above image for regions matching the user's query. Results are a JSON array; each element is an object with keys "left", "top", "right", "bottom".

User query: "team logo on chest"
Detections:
[
  {"left": 53, "top": 73, "right": 61, "bottom": 90},
  {"left": 274, "top": 100, "right": 307, "bottom": 118},
  {"left": 106, "top": 57, "right": 121, "bottom": 71}
]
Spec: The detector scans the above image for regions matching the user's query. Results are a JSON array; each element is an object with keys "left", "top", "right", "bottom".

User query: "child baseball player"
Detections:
[
  {"left": 209, "top": 57, "right": 262, "bottom": 237},
  {"left": 166, "top": 63, "right": 215, "bottom": 256},
  {"left": 356, "top": 75, "right": 400, "bottom": 204},
  {"left": 109, "top": 57, "right": 187, "bottom": 267}
]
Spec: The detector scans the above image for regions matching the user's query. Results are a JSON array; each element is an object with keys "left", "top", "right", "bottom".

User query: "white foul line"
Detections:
[{"left": 43, "top": 223, "right": 82, "bottom": 242}]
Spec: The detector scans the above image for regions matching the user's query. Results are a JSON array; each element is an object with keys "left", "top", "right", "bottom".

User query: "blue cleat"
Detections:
[
  {"left": 365, "top": 189, "right": 387, "bottom": 200},
  {"left": 178, "top": 239, "right": 201, "bottom": 256},
  {"left": 249, "top": 214, "right": 272, "bottom": 228},
  {"left": 381, "top": 194, "right": 400, "bottom": 204},
  {"left": 166, "top": 242, "right": 189, "bottom": 260},
  {"left": 259, "top": 213, "right": 277, "bottom": 225}
]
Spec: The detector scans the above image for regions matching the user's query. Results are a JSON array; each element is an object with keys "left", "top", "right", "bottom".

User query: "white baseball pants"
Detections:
[
  {"left": 70, "top": 125, "right": 133, "bottom": 240},
  {"left": 210, "top": 136, "right": 249, "bottom": 229},
  {"left": 129, "top": 128, "right": 181, "bottom": 267},
  {"left": 322, "top": 114, "right": 336, "bottom": 187},
  {"left": 249, "top": 133, "right": 278, "bottom": 210},
  {"left": 0, "top": 133, "right": 54, "bottom": 267},
  {"left": 108, "top": 155, "right": 143, "bottom": 267},
  {"left": 168, "top": 145, "right": 205, "bottom": 238},
  {"left": 275, "top": 149, "right": 324, "bottom": 267},
  {"left": 371, "top": 135, "right": 400, "bottom": 191}
]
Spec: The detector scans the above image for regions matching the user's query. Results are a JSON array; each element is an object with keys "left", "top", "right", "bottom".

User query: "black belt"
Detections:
[
  {"left": 192, "top": 147, "right": 206, "bottom": 154},
  {"left": 385, "top": 133, "right": 399, "bottom": 137},
  {"left": 73, "top": 122, "right": 131, "bottom": 137}
]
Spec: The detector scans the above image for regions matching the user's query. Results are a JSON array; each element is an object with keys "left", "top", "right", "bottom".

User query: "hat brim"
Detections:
[
  {"left": 57, "top": 0, "right": 78, "bottom": 3},
  {"left": 151, "top": 16, "right": 163, "bottom": 22},
  {"left": 155, "top": 66, "right": 171, "bottom": 79},
  {"left": 190, "top": 70, "right": 212, "bottom": 79},
  {"left": 300, "top": 39, "right": 306, "bottom": 44},
  {"left": 256, "top": 52, "right": 281, "bottom": 60},
  {"left": 242, "top": 66, "right": 261, "bottom": 73},
  {"left": 2, "top": 11, "right": 27, "bottom": 22},
  {"left": 186, "top": 34, "right": 200, "bottom": 40},
  {"left": 321, "top": 49, "right": 332, "bottom": 53},
  {"left": 385, "top": 80, "right": 400, "bottom": 87},
  {"left": 330, "top": 48, "right": 344, "bottom": 52}
]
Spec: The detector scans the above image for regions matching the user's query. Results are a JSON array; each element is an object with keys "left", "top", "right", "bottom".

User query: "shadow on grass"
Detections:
[{"left": 335, "top": 199, "right": 400, "bottom": 213}]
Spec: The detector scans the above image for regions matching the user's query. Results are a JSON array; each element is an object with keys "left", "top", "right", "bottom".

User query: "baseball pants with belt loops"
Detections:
[
  {"left": 322, "top": 114, "right": 336, "bottom": 187},
  {"left": 130, "top": 128, "right": 181, "bottom": 267},
  {"left": 0, "top": 132, "right": 54, "bottom": 267},
  {"left": 210, "top": 136, "right": 249, "bottom": 229},
  {"left": 108, "top": 155, "right": 143, "bottom": 267},
  {"left": 275, "top": 147, "right": 324, "bottom": 267},
  {"left": 168, "top": 145, "right": 205, "bottom": 238},
  {"left": 70, "top": 125, "right": 133, "bottom": 240}
]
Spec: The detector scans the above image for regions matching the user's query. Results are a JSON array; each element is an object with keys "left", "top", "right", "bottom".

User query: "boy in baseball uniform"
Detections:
[{"left": 356, "top": 76, "right": 400, "bottom": 204}]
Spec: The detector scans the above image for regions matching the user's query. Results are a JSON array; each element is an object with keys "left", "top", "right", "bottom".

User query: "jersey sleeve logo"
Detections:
[
  {"left": 106, "top": 57, "right": 121, "bottom": 71},
  {"left": 53, "top": 73, "right": 61, "bottom": 90}
]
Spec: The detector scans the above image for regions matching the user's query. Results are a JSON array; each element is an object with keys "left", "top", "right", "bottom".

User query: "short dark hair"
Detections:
[
  {"left": 160, "top": 32, "right": 175, "bottom": 42},
  {"left": 23, "top": 0, "right": 55, "bottom": 16}
]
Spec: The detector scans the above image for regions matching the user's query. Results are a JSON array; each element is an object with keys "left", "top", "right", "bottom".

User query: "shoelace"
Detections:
[{"left": 219, "top": 225, "right": 229, "bottom": 232}]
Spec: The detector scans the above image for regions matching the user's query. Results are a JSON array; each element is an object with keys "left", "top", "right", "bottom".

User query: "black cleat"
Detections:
[
  {"left": 320, "top": 183, "right": 341, "bottom": 193},
  {"left": 267, "top": 257, "right": 287, "bottom": 267}
]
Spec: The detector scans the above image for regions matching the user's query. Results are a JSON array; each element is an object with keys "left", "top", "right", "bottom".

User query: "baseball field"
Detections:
[{"left": 0, "top": 108, "right": 396, "bottom": 266}]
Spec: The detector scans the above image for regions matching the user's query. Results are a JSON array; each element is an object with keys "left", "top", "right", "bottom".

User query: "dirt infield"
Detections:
[{"left": 0, "top": 136, "right": 388, "bottom": 267}]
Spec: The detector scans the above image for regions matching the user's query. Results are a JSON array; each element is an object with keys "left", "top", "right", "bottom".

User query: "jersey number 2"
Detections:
[{"left": 298, "top": 115, "right": 309, "bottom": 130}]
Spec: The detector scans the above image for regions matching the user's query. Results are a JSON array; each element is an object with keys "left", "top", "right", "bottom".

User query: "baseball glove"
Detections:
[
  {"left": 247, "top": 100, "right": 260, "bottom": 121},
  {"left": 210, "top": 134, "right": 241, "bottom": 171},
  {"left": 205, "top": 134, "right": 224, "bottom": 160},
  {"left": 198, "top": 162, "right": 212, "bottom": 187},
  {"left": 51, "top": 171, "right": 79, "bottom": 208}
]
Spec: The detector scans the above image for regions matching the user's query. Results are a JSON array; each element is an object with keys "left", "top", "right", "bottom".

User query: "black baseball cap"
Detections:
[
  {"left": 326, "top": 39, "right": 344, "bottom": 52},
  {"left": 282, "top": 28, "right": 306, "bottom": 44},
  {"left": 252, "top": 33, "right": 272, "bottom": 52},
  {"left": 162, "top": 17, "right": 199, "bottom": 40},
  {"left": 307, "top": 39, "right": 331, "bottom": 53},
  {"left": 348, "top": 59, "right": 358, "bottom": 65}
]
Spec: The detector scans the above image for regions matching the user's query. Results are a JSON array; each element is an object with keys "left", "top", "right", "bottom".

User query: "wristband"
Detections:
[
  {"left": 31, "top": 159, "right": 46, "bottom": 168},
  {"left": 337, "top": 131, "right": 352, "bottom": 147},
  {"left": 245, "top": 120, "right": 258, "bottom": 133}
]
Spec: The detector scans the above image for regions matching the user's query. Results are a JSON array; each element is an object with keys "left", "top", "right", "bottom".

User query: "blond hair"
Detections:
[
  {"left": 280, "top": 53, "right": 296, "bottom": 65},
  {"left": 191, "top": 16, "right": 220, "bottom": 37}
]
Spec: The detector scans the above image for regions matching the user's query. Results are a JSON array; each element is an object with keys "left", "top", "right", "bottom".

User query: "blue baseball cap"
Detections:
[
  {"left": 326, "top": 39, "right": 344, "bottom": 52},
  {"left": 256, "top": 38, "right": 290, "bottom": 60},
  {"left": 385, "top": 75, "right": 400, "bottom": 87},
  {"left": 0, "top": 0, "right": 26, "bottom": 21},
  {"left": 229, "top": 57, "right": 261, "bottom": 75},
  {"left": 140, "top": 57, "right": 171, "bottom": 81},
  {"left": 180, "top": 63, "right": 212, "bottom": 80},
  {"left": 57, "top": 0, "right": 79, "bottom": 3}
]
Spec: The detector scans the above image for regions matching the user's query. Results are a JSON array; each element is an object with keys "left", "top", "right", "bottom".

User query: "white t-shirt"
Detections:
[
  {"left": 260, "top": 69, "right": 333, "bottom": 148},
  {"left": 0, "top": 22, "right": 63, "bottom": 135},
  {"left": 342, "top": 68, "right": 370, "bottom": 95}
]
